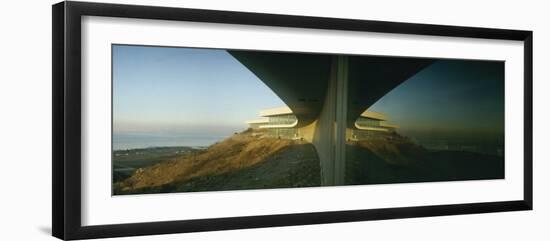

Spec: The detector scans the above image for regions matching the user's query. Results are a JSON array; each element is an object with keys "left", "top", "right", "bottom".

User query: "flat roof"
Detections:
[
  {"left": 256, "top": 107, "right": 391, "bottom": 123},
  {"left": 245, "top": 118, "right": 269, "bottom": 124},
  {"left": 359, "top": 110, "right": 388, "bottom": 121},
  {"left": 380, "top": 122, "right": 399, "bottom": 129},
  {"left": 259, "top": 106, "right": 293, "bottom": 117}
]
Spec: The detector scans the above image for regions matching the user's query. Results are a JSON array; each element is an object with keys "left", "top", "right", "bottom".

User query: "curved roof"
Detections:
[{"left": 229, "top": 51, "right": 433, "bottom": 128}]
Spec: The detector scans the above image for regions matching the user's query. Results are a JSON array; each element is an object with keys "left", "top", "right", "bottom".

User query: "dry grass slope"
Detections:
[{"left": 118, "top": 133, "right": 297, "bottom": 192}]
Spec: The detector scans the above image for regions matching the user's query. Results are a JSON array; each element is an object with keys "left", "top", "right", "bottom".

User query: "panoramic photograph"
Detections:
[{"left": 112, "top": 44, "right": 504, "bottom": 195}]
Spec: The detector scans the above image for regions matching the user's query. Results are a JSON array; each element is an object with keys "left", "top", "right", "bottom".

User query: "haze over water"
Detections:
[{"left": 113, "top": 133, "right": 230, "bottom": 150}]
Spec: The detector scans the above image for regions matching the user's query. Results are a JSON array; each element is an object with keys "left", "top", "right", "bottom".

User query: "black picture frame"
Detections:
[{"left": 52, "top": 1, "right": 533, "bottom": 240}]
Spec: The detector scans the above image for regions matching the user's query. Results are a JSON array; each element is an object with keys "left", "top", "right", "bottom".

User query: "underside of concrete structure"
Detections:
[{"left": 229, "top": 50, "right": 434, "bottom": 185}]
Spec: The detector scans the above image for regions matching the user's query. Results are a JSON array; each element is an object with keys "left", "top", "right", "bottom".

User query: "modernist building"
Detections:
[
  {"left": 245, "top": 107, "right": 300, "bottom": 139},
  {"left": 350, "top": 110, "right": 399, "bottom": 140},
  {"left": 246, "top": 107, "right": 398, "bottom": 140}
]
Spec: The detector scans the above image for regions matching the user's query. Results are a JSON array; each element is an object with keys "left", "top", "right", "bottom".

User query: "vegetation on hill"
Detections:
[
  {"left": 114, "top": 132, "right": 320, "bottom": 194},
  {"left": 112, "top": 146, "right": 197, "bottom": 183}
]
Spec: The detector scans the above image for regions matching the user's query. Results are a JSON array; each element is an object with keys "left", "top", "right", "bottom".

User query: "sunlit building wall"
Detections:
[{"left": 246, "top": 107, "right": 398, "bottom": 140}]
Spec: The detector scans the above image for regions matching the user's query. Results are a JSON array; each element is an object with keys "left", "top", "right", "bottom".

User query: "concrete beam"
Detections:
[{"left": 229, "top": 51, "right": 332, "bottom": 127}]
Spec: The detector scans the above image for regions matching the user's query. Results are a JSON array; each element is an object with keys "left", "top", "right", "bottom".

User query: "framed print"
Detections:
[{"left": 52, "top": 1, "right": 533, "bottom": 240}]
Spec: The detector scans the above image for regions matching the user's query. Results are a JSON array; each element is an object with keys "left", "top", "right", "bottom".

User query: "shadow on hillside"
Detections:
[
  {"left": 114, "top": 134, "right": 504, "bottom": 195},
  {"left": 345, "top": 140, "right": 504, "bottom": 185}
]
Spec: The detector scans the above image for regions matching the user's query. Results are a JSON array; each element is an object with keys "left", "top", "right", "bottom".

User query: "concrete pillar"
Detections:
[
  {"left": 312, "top": 55, "right": 348, "bottom": 186},
  {"left": 334, "top": 56, "right": 348, "bottom": 185}
]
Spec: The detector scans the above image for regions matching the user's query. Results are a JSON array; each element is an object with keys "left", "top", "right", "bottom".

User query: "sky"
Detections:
[
  {"left": 112, "top": 45, "right": 285, "bottom": 136},
  {"left": 113, "top": 45, "right": 504, "bottom": 143},
  {"left": 369, "top": 59, "right": 504, "bottom": 142}
]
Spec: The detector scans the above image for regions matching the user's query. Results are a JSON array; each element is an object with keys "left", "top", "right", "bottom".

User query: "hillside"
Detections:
[
  {"left": 113, "top": 146, "right": 197, "bottom": 183},
  {"left": 114, "top": 132, "right": 320, "bottom": 194},
  {"left": 346, "top": 133, "right": 504, "bottom": 185},
  {"left": 114, "top": 131, "right": 504, "bottom": 195}
]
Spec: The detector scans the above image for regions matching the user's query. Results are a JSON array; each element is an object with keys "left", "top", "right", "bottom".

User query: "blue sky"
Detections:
[
  {"left": 112, "top": 45, "right": 284, "bottom": 136},
  {"left": 369, "top": 59, "right": 504, "bottom": 141}
]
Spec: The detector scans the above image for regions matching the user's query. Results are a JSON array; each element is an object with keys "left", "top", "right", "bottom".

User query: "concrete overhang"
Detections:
[
  {"left": 360, "top": 110, "right": 388, "bottom": 121},
  {"left": 354, "top": 123, "right": 391, "bottom": 132},
  {"left": 229, "top": 51, "right": 332, "bottom": 128},
  {"left": 380, "top": 122, "right": 399, "bottom": 129},
  {"left": 229, "top": 50, "right": 434, "bottom": 129},
  {"left": 346, "top": 56, "right": 434, "bottom": 127},
  {"left": 259, "top": 106, "right": 293, "bottom": 117}
]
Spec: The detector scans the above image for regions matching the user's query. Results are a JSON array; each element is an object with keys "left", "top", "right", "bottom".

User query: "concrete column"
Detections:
[
  {"left": 313, "top": 55, "right": 348, "bottom": 186},
  {"left": 334, "top": 55, "right": 348, "bottom": 185}
]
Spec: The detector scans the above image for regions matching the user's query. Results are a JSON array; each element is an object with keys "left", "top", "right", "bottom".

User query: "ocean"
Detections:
[{"left": 113, "top": 133, "right": 228, "bottom": 150}]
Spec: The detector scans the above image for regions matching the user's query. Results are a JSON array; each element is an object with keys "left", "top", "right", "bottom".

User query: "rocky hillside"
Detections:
[
  {"left": 346, "top": 133, "right": 504, "bottom": 185},
  {"left": 114, "top": 132, "right": 320, "bottom": 194},
  {"left": 114, "top": 131, "right": 503, "bottom": 195}
]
